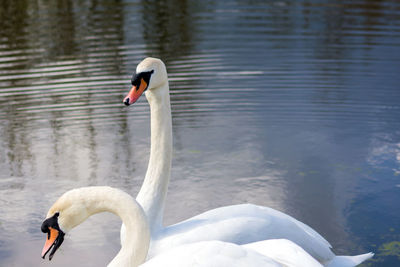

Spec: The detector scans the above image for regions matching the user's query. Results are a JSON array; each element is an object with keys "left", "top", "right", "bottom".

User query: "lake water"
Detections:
[{"left": 0, "top": 0, "right": 399, "bottom": 266}]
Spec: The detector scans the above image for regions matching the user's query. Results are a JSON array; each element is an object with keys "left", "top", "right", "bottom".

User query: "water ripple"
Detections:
[{"left": 0, "top": 2, "right": 400, "bottom": 265}]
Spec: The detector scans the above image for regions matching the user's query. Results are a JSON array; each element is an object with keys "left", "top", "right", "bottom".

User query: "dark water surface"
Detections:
[{"left": 0, "top": 0, "right": 400, "bottom": 266}]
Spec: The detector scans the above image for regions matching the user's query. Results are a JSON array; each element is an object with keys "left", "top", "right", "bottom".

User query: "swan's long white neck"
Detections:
[
  {"left": 60, "top": 187, "right": 150, "bottom": 267},
  {"left": 136, "top": 82, "right": 172, "bottom": 234}
]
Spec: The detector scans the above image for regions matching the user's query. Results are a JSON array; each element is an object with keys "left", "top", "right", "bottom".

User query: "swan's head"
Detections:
[
  {"left": 123, "top": 57, "right": 168, "bottom": 106},
  {"left": 40, "top": 188, "right": 92, "bottom": 261}
]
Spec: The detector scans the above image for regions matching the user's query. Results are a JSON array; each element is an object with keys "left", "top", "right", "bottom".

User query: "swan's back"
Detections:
[
  {"left": 140, "top": 240, "right": 281, "bottom": 267},
  {"left": 151, "top": 204, "right": 334, "bottom": 262}
]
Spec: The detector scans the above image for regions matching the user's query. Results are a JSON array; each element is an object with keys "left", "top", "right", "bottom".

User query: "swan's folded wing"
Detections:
[
  {"left": 243, "top": 239, "right": 323, "bottom": 267},
  {"left": 192, "top": 204, "right": 331, "bottom": 248},
  {"left": 149, "top": 216, "right": 268, "bottom": 258},
  {"left": 141, "top": 241, "right": 281, "bottom": 267},
  {"left": 150, "top": 204, "right": 334, "bottom": 262}
]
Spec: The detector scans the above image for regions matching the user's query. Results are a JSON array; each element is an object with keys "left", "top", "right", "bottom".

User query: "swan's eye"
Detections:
[
  {"left": 41, "top": 212, "right": 61, "bottom": 233},
  {"left": 131, "top": 73, "right": 140, "bottom": 86},
  {"left": 131, "top": 70, "right": 154, "bottom": 89},
  {"left": 41, "top": 224, "right": 49, "bottom": 233}
]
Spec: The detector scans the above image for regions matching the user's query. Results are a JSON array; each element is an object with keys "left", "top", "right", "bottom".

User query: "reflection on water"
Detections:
[{"left": 0, "top": 0, "right": 399, "bottom": 266}]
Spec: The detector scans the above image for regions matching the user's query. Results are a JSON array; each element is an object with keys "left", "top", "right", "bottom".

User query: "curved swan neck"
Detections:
[
  {"left": 136, "top": 82, "right": 172, "bottom": 234},
  {"left": 61, "top": 187, "right": 150, "bottom": 267}
]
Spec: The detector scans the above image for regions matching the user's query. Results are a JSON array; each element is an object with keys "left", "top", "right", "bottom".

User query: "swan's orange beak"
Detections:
[
  {"left": 41, "top": 227, "right": 59, "bottom": 259},
  {"left": 123, "top": 78, "right": 148, "bottom": 106}
]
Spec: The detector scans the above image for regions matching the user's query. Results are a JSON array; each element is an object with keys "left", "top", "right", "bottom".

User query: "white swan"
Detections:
[
  {"left": 122, "top": 57, "right": 373, "bottom": 266},
  {"left": 40, "top": 186, "right": 323, "bottom": 267}
]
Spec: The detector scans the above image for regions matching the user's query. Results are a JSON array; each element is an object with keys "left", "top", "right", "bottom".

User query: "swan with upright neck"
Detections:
[
  {"left": 124, "top": 58, "right": 172, "bottom": 234},
  {"left": 40, "top": 186, "right": 325, "bottom": 267},
  {"left": 122, "top": 57, "right": 373, "bottom": 266}
]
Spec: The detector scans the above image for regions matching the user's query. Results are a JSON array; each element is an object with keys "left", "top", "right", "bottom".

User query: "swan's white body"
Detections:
[
  {"left": 142, "top": 239, "right": 323, "bottom": 267},
  {"left": 122, "top": 57, "right": 373, "bottom": 266},
  {"left": 148, "top": 203, "right": 332, "bottom": 260},
  {"left": 42, "top": 186, "right": 326, "bottom": 267}
]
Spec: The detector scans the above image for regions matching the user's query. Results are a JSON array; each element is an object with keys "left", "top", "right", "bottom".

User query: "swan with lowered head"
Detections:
[
  {"left": 40, "top": 186, "right": 324, "bottom": 267},
  {"left": 122, "top": 57, "right": 373, "bottom": 266}
]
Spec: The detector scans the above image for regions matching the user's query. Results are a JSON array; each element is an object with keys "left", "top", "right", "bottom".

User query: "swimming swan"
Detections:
[
  {"left": 122, "top": 57, "right": 373, "bottom": 266},
  {"left": 40, "top": 186, "right": 324, "bottom": 267}
]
